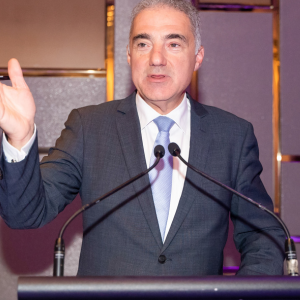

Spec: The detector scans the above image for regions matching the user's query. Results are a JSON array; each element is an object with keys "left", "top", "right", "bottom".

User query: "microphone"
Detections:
[
  {"left": 154, "top": 144, "right": 165, "bottom": 158},
  {"left": 53, "top": 145, "right": 165, "bottom": 277},
  {"left": 168, "top": 142, "right": 299, "bottom": 276}
]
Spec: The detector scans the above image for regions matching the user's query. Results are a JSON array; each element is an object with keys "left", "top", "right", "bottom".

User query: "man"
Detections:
[{"left": 0, "top": 0, "right": 285, "bottom": 276}]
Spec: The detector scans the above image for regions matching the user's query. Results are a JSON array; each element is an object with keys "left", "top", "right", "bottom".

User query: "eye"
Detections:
[
  {"left": 170, "top": 43, "right": 180, "bottom": 48},
  {"left": 138, "top": 43, "right": 147, "bottom": 48}
]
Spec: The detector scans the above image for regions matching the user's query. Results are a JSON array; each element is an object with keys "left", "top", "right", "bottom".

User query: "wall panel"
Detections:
[
  {"left": 114, "top": 0, "right": 140, "bottom": 100},
  {"left": 280, "top": 0, "right": 300, "bottom": 155},
  {"left": 198, "top": 11, "right": 274, "bottom": 199},
  {"left": 281, "top": 163, "right": 300, "bottom": 235},
  {"left": 280, "top": 0, "right": 300, "bottom": 258},
  {"left": 32, "top": 77, "right": 107, "bottom": 147},
  {"left": 0, "top": 0, "right": 106, "bottom": 69}
]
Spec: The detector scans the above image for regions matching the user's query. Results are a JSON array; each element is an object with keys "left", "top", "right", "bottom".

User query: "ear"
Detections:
[
  {"left": 194, "top": 46, "right": 204, "bottom": 72},
  {"left": 126, "top": 45, "right": 131, "bottom": 66}
]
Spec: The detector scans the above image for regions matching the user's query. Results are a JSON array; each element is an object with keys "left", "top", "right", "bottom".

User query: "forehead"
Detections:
[{"left": 131, "top": 6, "right": 193, "bottom": 39}]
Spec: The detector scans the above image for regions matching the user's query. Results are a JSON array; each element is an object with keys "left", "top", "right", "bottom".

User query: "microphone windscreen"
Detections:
[
  {"left": 168, "top": 143, "right": 181, "bottom": 156},
  {"left": 154, "top": 145, "right": 165, "bottom": 158}
]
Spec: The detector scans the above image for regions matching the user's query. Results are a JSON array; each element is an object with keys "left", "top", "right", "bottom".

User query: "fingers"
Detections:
[
  {"left": 0, "top": 81, "right": 6, "bottom": 102},
  {"left": 0, "top": 83, "right": 5, "bottom": 122},
  {"left": 8, "top": 58, "right": 28, "bottom": 89}
]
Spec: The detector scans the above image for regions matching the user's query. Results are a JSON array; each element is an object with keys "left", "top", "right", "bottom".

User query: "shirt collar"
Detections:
[{"left": 136, "top": 93, "right": 189, "bottom": 132}]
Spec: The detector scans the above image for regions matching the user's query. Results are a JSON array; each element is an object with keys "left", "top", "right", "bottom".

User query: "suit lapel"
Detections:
[
  {"left": 162, "top": 96, "right": 211, "bottom": 252},
  {"left": 116, "top": 93, "right": 163, "bottom": 248}
]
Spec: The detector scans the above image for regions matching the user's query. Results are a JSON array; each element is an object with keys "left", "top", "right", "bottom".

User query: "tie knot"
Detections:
[{"left": 153, "top": 116, "right": 175, "bottom": 133}]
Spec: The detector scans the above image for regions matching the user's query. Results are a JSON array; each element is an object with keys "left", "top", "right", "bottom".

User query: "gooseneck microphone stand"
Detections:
[
  {"left": 53, "top": 145, "right": 165, "bottom": 277},
  {"left": 168, "top": 142, "right": 299, "bottom": 276}
]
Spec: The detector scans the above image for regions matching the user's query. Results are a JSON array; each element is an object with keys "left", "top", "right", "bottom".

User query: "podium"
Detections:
[{"left": 18, "top": 276, "right": 300, "bottom": 299}]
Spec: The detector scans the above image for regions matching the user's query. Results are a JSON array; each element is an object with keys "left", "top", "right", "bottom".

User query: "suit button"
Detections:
[
  {"left": 0, "top": 168, "right": 3, "bottom": 180},
  {"left": 158, "top": 255, "right": 166, "bottom": 264}
]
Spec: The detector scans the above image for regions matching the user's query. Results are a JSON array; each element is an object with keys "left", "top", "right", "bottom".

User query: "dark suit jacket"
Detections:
[{"left": 0, "top": 92, "right": 285, "bottom": 276}]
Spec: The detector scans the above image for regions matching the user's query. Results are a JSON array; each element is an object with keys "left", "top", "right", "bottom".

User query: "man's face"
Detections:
[{"left": 127, "top": 6, "right": 204, "bottom": 112}]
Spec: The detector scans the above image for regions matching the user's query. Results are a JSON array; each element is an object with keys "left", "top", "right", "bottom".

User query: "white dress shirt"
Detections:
[
  {"left": 2, "top": 125, "right": 37, "bottom": 163},
  {"left": 2, "top": 94, "right": 191, "bottom": 241},
  {"left": 136, "top": 93, "right": 190, "bottom": 241}
]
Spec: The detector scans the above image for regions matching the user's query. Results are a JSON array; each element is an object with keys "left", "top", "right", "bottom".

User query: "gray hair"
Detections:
[{"left": 130, "top": 0, "right": 201, "bottom": 54}]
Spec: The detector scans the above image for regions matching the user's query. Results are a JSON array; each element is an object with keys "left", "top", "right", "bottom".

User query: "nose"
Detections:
[{"left": 149, "top": 44, "right": 167, "bottom": 67}]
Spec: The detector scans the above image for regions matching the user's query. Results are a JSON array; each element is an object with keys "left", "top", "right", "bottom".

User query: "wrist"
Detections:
[{"left": 7, "top": 124, "right": 35, "bottom": 151}]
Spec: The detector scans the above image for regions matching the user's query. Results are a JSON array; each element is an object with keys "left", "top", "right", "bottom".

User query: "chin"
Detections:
[
  {"left": 145, "top": 93, "right": 172, "bottom": 102},
  {"left": 142, "top": 88, "right": 175, "bottom": 102}
]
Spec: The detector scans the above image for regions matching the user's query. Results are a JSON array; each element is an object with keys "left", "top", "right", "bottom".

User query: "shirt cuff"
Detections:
[{"left": 2, "top": 124, "right": 37, "bottom": 163}]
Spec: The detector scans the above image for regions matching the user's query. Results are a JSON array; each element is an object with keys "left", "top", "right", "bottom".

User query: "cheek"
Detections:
[
  {"left": 175, "top": 57, "right": 195, "bottom": 78},
  {"left": 131, "top": 60, "right": 147, "bottom": 77},
  {"left": 172, "top": 63, "right": 191, "bottom": 80}
]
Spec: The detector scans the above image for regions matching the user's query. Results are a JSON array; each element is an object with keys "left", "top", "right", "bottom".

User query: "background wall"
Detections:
[
  {"left": 0, "top": 0, "right": 300, "bottom": 299},
  {"left": 114, "top": 0, "right": 140, "bottom": 100},
  {"left": 0, "top": 0, "right": 106, "bottom": 69},
  {"left": 280, "top": 0, "right": 300, "bottom": 259},
  {"left": 198, "top": 11, "right": 273, "bottom": 199}
]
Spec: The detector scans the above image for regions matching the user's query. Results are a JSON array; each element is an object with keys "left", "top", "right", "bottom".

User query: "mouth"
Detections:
[
  {"left": 147, "top": 74, "right": 168, "bottom": 82},
  {"left": 150, "top": 75, "right": 165, "bottom": 79}
]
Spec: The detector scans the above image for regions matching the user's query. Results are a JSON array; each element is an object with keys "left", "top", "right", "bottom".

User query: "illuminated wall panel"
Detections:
[{"left": 0, "top": 0, "right": 106, "bottom": 69}]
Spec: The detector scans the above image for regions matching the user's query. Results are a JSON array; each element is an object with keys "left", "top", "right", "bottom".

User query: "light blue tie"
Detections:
[{"left": 149, "top": 116, "right": 175, "bottom": 241}]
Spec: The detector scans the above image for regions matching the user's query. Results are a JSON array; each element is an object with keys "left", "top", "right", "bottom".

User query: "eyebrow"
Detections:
[
  {"left": 165, "top": 33, "right": 187, "bottom": 43},
  {"left": 132, "top": 33, "right": 188, "bottom": 43},
  {"left": 132, "top": 33, "right": 151, "bottom": 42}
]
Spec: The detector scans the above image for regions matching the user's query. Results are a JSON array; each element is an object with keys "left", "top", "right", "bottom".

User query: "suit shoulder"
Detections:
[
  {"left": 74, "top": 92, "right": 136, "bottom": 120},
  {"left": 65, "top": 94, "right": 136, "bottom": 129},
  {"left": 191, "top": 100, "right": 254, "bottom": 139},
  {"left": 76, "top": 99, "right": 122, "bottom": 117}
]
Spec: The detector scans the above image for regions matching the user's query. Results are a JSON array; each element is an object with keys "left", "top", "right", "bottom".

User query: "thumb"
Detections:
[{"left": 8, "top": 58, "right": 28, "bottom": 89}]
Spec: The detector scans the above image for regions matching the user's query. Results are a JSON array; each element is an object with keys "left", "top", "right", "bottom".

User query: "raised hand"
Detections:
[{"left": 0, "top": 59, "right": 36, "bottom": 150}]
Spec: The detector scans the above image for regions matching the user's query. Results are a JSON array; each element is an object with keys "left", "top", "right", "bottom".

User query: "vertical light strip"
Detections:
[
  {"left": 272, "top": 0, "right": 281, "bottom": 214},
  {"left": 106, "top": 3, "right": 115, "bottom": 101},
  {"left": 189, "top": 1, "right": 199, "bottom": 101},
  {"left": 190, "top": 71, "right": 199, "bottom": 102}
]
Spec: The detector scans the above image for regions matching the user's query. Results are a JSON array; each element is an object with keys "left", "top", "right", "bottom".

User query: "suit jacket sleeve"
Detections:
[
  {"left": 231, "top": 122, "right": 285, "bottom": 275},
  {"left": 0, "top": 109, "right": 83, "bottom": 229}
]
